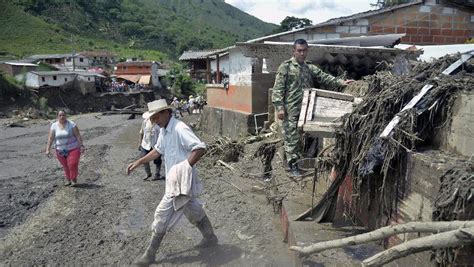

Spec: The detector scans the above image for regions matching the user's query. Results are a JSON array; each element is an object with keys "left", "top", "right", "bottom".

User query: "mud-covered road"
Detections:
[{"left": 0, "top": 113, "right": 293, "bottom": 266}]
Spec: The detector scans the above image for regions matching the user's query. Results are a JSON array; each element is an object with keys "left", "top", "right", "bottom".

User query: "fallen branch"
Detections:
[
  {"left": 363, "top": 226, "right": 474, "bottom": 266},
  {"left": 217, "top": 160, "right": 235, "bottom": 171},
  {"left": 217, "top": 177, "right": 248, "bottom": 197},
  {"left": 290, "top": 221, "right": 474, "bottom": 255}
]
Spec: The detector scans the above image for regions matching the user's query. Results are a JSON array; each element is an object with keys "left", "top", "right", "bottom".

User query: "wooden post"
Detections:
[
  {"left": 206, "top": 57, "right": 211, "bottom": 84},
  {"left": 216, "top": 54, "right": 221, "bottom": 84}
]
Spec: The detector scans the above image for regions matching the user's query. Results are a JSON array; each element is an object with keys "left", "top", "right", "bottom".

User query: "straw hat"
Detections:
[{"left": 142, "top": 99, "right": 173, "bottom": 119}]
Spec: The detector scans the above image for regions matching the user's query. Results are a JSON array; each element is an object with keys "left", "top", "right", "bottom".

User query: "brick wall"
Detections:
[{"left": 368, "top": 4, "right": 473, "bottom": 45}]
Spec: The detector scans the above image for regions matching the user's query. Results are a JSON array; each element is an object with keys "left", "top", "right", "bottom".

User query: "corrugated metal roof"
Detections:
[
  {"left": 2, "top": 61, "right": 38, "bottom": 67},
  {"left": 115, "top": 61, "right": 155, "bottom": 67},
  {"left": 178, "top": 50, "right": 220, "bottom": 61},
  {"left": 246, "top": 1, "right": 423, "bottom": 44},
  {"left": 29, "top": 71, "right": 105, "bottom": 78},
  {"left": 138, "top": 75, "right": 151, "bottom": 84},
  {"left": 28, "top": 54, "right": 79, "bottom": 59}
]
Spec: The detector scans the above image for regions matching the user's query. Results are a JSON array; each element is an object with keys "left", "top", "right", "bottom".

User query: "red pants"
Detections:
[{"left": 56, "top": 148, "right": 81, "bottom": 182}]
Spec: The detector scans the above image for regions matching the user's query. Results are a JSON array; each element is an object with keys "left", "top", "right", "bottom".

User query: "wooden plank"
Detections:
[
  {"left": 312, "top": 88, "right": 355, "bottom": 102},
  {"left": 313, "top": 97, "right": 354, "bottom": 120},
  {"left": 298, "top": 89, "right": 311, "bottom": 128},
  {"left": 306, "top": 90, "right": 316, "bottom": 122},
  {"left": 302, "top": 121, "right": 342, "bottom": 134}
]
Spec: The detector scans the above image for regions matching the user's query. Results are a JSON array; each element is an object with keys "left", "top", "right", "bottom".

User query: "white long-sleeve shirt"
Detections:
[{"left": 154, "top": 117, "right": 206, "bottom": 197}]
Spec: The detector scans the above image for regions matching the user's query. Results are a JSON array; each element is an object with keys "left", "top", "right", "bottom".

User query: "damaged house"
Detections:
[{"left": 190, "top": 0, "right": 473, "bottom": 139}]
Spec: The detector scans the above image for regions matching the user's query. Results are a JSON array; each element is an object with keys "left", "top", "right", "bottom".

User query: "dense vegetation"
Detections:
[{"left": 1, "top": 0, "right": 276, "bottom": 60}]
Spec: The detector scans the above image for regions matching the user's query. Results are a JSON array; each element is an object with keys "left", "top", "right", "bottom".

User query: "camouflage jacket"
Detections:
[{"left": 272, "top": 57, "right": 342, "bottom": 117}]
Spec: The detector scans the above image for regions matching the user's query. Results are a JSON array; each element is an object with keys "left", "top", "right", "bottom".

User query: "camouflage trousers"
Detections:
[{"left": 282, "top": 115, "right": 302, "bottom": 165}]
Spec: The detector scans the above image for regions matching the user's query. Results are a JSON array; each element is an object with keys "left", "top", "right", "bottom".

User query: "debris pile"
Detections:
[{"left": 293, "top": 53, "right": 474, "bottom": 265}]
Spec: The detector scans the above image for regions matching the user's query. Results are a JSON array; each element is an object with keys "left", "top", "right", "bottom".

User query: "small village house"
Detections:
[
  {"left": 28, "top": 53, "right": 90, "bottom": 71},
  {"left": 114, "top": 61, "right": 165, "bottom": 88},
  {"left": 0, "top": 61, "right": 38, "bottom": 76},
  {"left": 80, "top": 51, "right": 118, "bottom": 66},
  {"left": 21, "top": 71, "right": 106, "bottom": 95},
  {"left": 186, "top": 0, "right": 473, "bottom": 138}
]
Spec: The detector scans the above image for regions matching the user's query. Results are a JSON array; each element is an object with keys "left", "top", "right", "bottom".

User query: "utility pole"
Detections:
[{"left": 71, "top": 34, "right": 76, "bottom": 71}]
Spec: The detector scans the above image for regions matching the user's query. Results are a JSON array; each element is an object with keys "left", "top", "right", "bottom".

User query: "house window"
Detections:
[
  {"left": 145, "top": 66, "right": 150, "bottom": 69},
  {"left": 123, "top": 66, "right": 127, "bottom": 70},
  {"left": 139, "top": 66, "right": 143, "bottom": 70},
  {"left": 41, "top": 77, "right": 45, "bottom": 82},
  {"left": 66, "top": 58, "right": 72, "bottom": 62},
  {"left": 53, "top": 76, "right": 57, "bottom": 80},
  {"left": 79, "top": 58, "right": 84, "bottom": 62},
  {"left": 88, "top": 77, "right": 91, "bottom": 81},
  {"left": 65, "top": 78, "right": 68, "bottom": 82}
]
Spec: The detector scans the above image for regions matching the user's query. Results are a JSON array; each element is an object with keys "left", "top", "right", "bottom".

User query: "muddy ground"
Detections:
[{"left": 0, "top": 112, "right": 297, "bottom": 266}]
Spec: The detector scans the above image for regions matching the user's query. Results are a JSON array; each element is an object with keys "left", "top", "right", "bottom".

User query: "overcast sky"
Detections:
[{"left": 225, "top": 0, "right": 377, "bottom": 25}]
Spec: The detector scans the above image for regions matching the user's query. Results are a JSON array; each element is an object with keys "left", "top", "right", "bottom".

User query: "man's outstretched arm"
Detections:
[{"left": 127, "top": 149, "right": 160, "bottom": 175}]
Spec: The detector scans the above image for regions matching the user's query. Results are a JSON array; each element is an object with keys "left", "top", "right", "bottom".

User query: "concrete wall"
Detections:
[
  {"left": 251, "top": 73, "right": 275, "bottom": 114},
  {"left": 210, "top": 54, "right": 230, "bottom": 76},
  {"left": 432, "top": 93, "right": 474, "bottom": 157},
  {"left": 25, "top": 73, "right": 76, "bottom": 88},
  {"left": 207, "top": 83, "right": 253, "bottom": 113},
  {"left": 199, "top": 106, "right": 257, "bottom": 139}
]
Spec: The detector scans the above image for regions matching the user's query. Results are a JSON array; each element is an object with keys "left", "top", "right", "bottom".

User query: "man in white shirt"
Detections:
[
  {"left": 138, "top": 115, "right": 162, "bottom": 180},
  {"left": 127, "top": 99, "right": 217, "bottom": 266}
]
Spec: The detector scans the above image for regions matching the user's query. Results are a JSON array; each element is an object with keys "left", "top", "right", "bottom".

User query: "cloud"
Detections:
[
  {"left": 225, "top": 0, "right": 374, "bottom": 25},
  {"left": 225, "top": 0, "right": 257, "bottom": 12}
]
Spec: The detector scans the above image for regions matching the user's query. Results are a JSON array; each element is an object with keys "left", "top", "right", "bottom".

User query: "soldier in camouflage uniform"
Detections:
[{"left": 272, "top": 39, "right": 354, "bottom": 176}]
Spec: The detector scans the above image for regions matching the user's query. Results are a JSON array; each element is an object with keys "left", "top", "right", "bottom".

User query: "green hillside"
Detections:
[{"left": 1, "top": 0, "right": 276, "bottom": 60}]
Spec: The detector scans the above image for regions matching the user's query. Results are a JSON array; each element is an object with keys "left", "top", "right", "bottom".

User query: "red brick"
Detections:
[
  {"left": 430, "top": 14, "right": 439, "bottom": 21},
  {"left": 370, "top": 25, "right": 383, "bottom": 33},
  {"left": 411, "top": 35, "right": 422, "bottom": 43},
  {"left": 453, "top": 29, "right": 466, "bottom": 36},
  {"left": 401, "top": 36, "right": 410, "bottom": 43},
  {"left": 456, "top": 37, "right": 468, "bottom": 43},
  {"left": 445, "top": 36, "right": 456, "bottom": 43},
  {"left": 418, "top": 21, "right": 430, "bottom": 28},
  {"left": 406, "top": 21, "right": 418, "bottom": 27},
  {"left": 422, "top": 36, "right": 434, "bottom": 43},
  {"left": 383, "top": 27, "right": 395, "bottom": 33},
  {"left": 441, "top": 22, "right": 453, "bottom": 29},
  {"left": 406, "top": 27, "right": 418, "bottom": 34},
  {"left": 418, "top": 28, "right": 429, "bottom": 35},
  {"left": 433, "top": 36, "right": 445, "bottom": 44},
  {"left": 430, "top": 29, "right": 441, "bottom": 35},
  {"left": 442, "top": 29, "right": 453, "bottom": 35},
  {"left": 464, "top": 29, "right": 471, "bottom": 35},
  {"left": 455, "top": 23, "right": 468, "bottom": 30},
  {"left": 430, "top": 20, "right": 441, "bottom": 28},
  {"left": 454, "top": 15, "right": 467, "bottom": 22},
  {"left": 396, "top": 27, "right": 406, "bottom": 33}
]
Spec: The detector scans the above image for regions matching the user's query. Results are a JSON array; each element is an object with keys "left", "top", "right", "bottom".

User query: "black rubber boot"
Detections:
[
  {"left": 134, "top": 232, "right": 164, "bottom": 266},
  {"left": 195, "top": 215, "right": 218, "bottom": 248}
]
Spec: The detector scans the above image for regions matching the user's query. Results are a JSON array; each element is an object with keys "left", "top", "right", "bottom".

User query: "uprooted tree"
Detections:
[{"left": 290, "top": 221, "right": 474, "bottom": 266}]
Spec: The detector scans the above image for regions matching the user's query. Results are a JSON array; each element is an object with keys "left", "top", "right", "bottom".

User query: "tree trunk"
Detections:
[
  {"left": 290, "top": 221, "right": 474, "bottom": 255},
  {"left": 362, "top": 226, "right": 474, "bottom": 266}
]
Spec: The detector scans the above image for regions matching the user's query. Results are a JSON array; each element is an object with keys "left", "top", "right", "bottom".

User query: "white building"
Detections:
[
  {"left": 21, "top": 71, "right": 105, "bottom": 94},
  {"left": 28, "top": 54, "right": 90, "bottom": 71}
]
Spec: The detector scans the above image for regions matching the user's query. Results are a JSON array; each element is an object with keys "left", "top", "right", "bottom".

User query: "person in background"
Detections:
[
  {"left": 171, "top": 97, "right": 182, "bottom": 118},
  {"left": 45, "top": 110, "right": 85, "bottom": 186},
  {"left": 139, "top": 107, "right": 163, "bottom": 181},
  {"left": 127, "top": 99, "right": 217, "bottom": 266},
  {"left": 272, "top": 38, "right": 354, "bottom": 176}
]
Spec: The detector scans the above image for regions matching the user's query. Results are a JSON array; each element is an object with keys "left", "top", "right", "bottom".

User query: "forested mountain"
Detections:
[{"left": 1, "top": 0, "right": 277, "bottom": 59}]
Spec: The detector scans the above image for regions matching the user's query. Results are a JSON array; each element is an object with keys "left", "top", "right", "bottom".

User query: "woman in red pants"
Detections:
[{"left": 45, "top": 110, "right": 85, "bottom": 186}]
